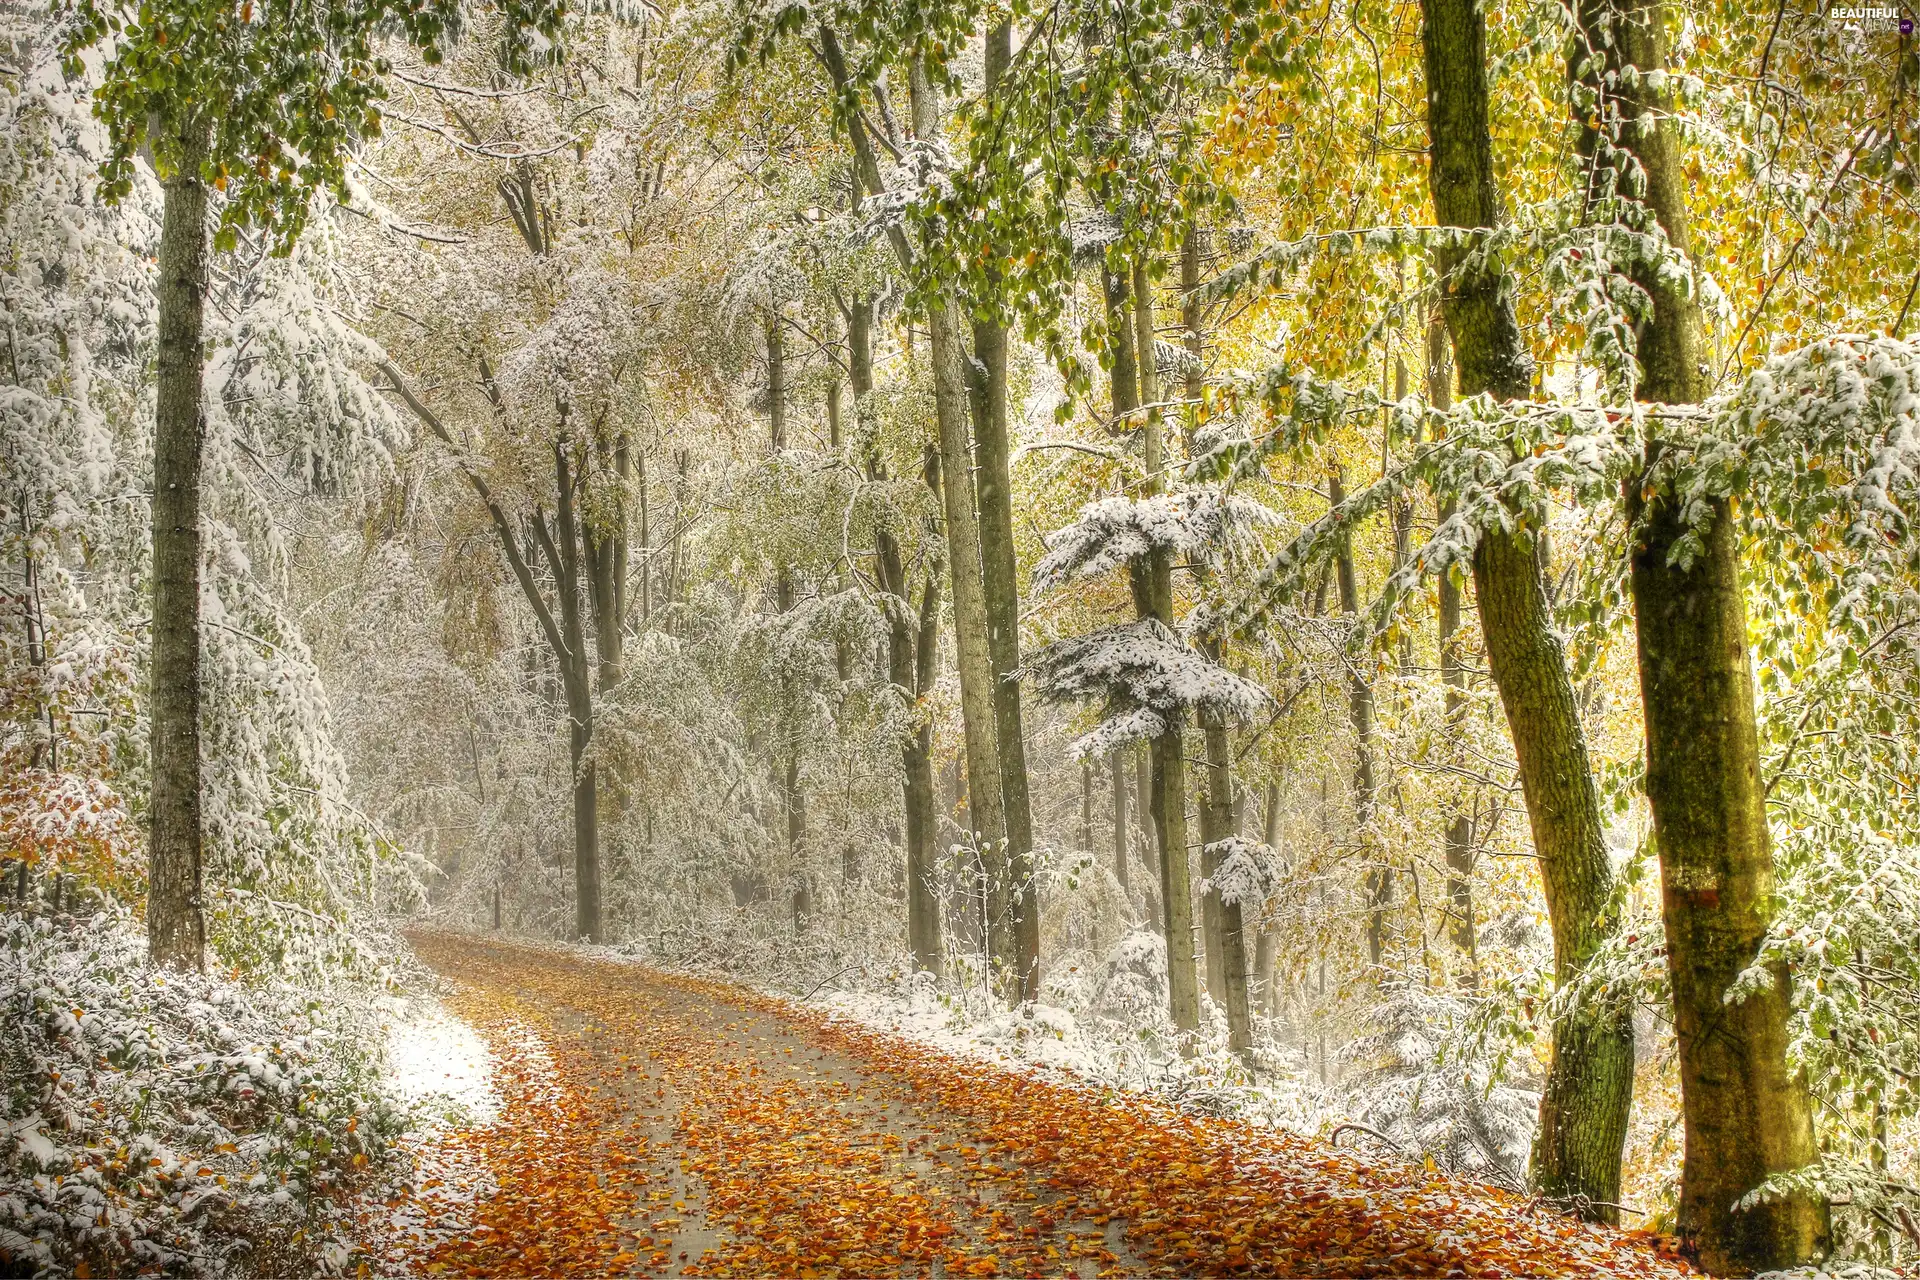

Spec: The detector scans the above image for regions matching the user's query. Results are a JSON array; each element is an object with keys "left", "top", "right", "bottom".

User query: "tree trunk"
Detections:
[
  {"left": 1132, "top": 257, "right": 1200, "bottom": 1045},
  {"left": 860, "top": 291, "right": 944, "bottom": 978},
  {"left": 1579, "top": 0, "right": 1828, "bottom": 1262},
  {"left": 1420, "top": 0, "right": 1633, "bottom": 1219},
  {"left": 971, "top": 20, "right": 1040, "bottom": 1004},
  {"left": 1135, "top": 743, "right": 1157, "bottom": 885},
  {"left": 149, "top": 124, "right": 210, "bottom": 971},
  {"left": 1328, "top": 470, "right": 1387, "bottom": 967},
  {"left": 767, "top": 311, "right": 786, "bottom": 449},
  {"left": 545, "top": 443, "right": 602, "bottom": 943},
  {"left": 787, "top": 753, "right": 809, "bottom": 928},
  {"left": 903, "top": 65, "right": 1010, "bottom": 987},
  {"left": 1200, "top": 693, "right": 1254, "bottom": 1062},
  {"left": 1475, "top": 525, "right": 1635, "bottom": 1214},
  {"left": 1111, "top": 749, "right": 1129, "bottom": 892},
  {"left": 1429, "top": 318, "right": 1479, "bottom": 987}
]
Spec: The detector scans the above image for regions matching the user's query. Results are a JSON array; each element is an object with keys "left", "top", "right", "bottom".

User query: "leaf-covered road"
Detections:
[{"left": 374, "top": 933, "right": 1692, "bottom": 1278}]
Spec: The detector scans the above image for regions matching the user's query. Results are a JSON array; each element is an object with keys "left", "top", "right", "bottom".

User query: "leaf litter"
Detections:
[{"left": 367, "top": 933, "right": 1695, "bottom": 1278}]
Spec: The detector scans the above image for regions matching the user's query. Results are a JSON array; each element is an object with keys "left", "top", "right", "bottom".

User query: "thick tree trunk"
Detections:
[
  {"left": 149, "top": 126, "right": 211, "bottom": 972},
  {"left": 1421, "top": 0, "right": 1633, "bottom": 1219},
  {"left": 1633, "top": 494, "right": 1826, "bottom": 1271},
  {"left": 971, "top": 20, "right": 1040, "bottom": 1004},
  {"left": 1475, "top": 527, "right": 1634, "bottom": 1215},
  {"left": 1579, "top": 0, "right": 1828, "bottom": 1263}
]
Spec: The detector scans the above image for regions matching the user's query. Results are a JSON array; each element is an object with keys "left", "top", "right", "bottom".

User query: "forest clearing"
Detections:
[{"left": 1, "top": 0, "right": 1916, "bottom": 1271}]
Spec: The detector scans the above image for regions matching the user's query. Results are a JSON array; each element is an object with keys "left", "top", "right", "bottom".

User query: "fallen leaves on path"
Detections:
[{"left": 374, "top": 933, "right": 1694, "bottom": 1278}]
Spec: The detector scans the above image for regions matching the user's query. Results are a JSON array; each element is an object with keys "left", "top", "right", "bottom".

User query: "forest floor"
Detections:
[{"left": 364, "top": 932, "right": 1695, "bottom": 1278}]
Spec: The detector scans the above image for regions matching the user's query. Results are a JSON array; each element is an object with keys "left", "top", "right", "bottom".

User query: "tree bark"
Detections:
[
  {"left": 1328, "top": 470, "right": 1386, "bottom": 967},
  {"left": 1421, "top": 0, "right": 1632, "bottom": 1218},
  {"left": 542, "top": 442, "right": 602, "bottom": 943},
  {"left": 1200, "top": 687, "right": 1254, "bottom": 1062},
  {"left": 1579, "top": 0, "right": 1828, "bottom": 1262},
  {"left": 1430, "top": 319, "right": 1478, "bottom": 987},
  {"left": 968, "top": 20, "right": 1040, "bottom": 1005},
  {"left": 149, "top": 124, "right": 211, "bottom": 971},
  {"left": 1131, "top": 257, "right": 1200, "bottom": 1045},
  {"left": 901, "top": 63, "right": 1010, "bottom": 988},
  {"left": 859, "top": 291, "right": 944, "bottom": 977},
  {"left": 1111, "top": 749, "right": 1129, "bottom": 892}
]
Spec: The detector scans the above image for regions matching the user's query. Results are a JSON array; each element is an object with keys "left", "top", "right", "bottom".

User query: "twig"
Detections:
[
  {"left": 1329, "top": 1122, "right": 1406, "bottom": 1154},
  {"left": 802, "top": 963, "right": 861, "bottom": 1000}
]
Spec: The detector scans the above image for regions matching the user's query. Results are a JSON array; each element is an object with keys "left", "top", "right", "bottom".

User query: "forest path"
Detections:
[{"left": 377, "top": 932, "right": 1689, "bottom": 1279}]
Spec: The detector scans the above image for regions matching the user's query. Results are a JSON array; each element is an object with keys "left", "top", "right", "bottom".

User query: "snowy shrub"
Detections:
[{"left": 0, "top": 909, "right": 405, "bottom": 1277}]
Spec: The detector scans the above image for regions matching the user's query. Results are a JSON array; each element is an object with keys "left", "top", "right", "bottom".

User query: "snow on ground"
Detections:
[
  {"left": 809, "top": 981, "right": 1345, "bottom": 1138},
  {"left": 378, "top": 995, "right": 502, "bottom": 1128}
]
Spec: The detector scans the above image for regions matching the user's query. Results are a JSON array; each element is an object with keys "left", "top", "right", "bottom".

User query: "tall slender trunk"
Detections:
[
  {"left": 1328, "top": 470, "right": 1386, "bottom": 966},
  {"left": 1577, "top": 0, "right": 1827, "bottom": 1262},
  {"left": 906, "top": 60, "right": 1008, "bottom": 919},
  {"left": 970, "top": 20, "right": 1039, "bottom": 1003},
  {"left": 544, "top": 442, "right": 601, "bottom": 943},
  {"left": 859, "top": 290, "right": 944, "bottom": 977},
  {"left": 767, "top": 326, "right": 807, "bottom": 930},
  {"left": 1429, "top": 318, "right": 1478, "bottom": 987},
  {"left": 767, "top": 311, "right": 786, "bottom": 449},
  {"left": 1180, "top": 227, "right": 1207, "bottom": 408},
  {"left": 636, "top": 444, "right": 651, "bottom": 627},
  {"left": 1131, "top": 256, "right": 1200, "bottom": 1044},
  {"left": 1421, "top": 0, "right": 1632, "bottom": 1218},
  {"left": 1104, "top": 264, "right": 1146, "bottom": 918},
  {"left": 149, "top": 124, "right": 211, "bottom": 971},
  {"left": 384, "top": 363, "right": 605, "bottom": 945},
  {"left": 1254, "top": 781, "right": 1281, "bottom": 1015},
  {"left": 1135, "top": 743, "right": 1157, "bottom": 888},
  {"left": 1199, "top": 679, "right": 1254, "bottom": 1062}
]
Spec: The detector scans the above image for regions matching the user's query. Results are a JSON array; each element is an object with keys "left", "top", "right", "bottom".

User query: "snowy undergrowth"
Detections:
[{"left": 0, "top": 907, "right": 410, "bottom": 1277}]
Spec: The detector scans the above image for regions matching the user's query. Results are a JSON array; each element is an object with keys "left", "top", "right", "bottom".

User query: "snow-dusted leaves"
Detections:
[
  {"left": 1031, "top": 487, "right": 1282, "bottom": 592},
  {"left": 1200, "top": 836, "right": 1277, "bottom": 910},
  {"left": 1023, "top": 620, "right": 1268, "bottom": 757}
]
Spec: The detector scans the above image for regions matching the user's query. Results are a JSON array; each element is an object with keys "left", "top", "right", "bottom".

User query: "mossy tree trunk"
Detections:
[
  {"left": 1420, "top": 0, "right": 1633, "bottom": 1219},
  {"left": 1429, "top": 319, "right": 1479, "bottom": 988},
  {"left": 969, "top": 22, "right": 1040, "bottom": 1004},
  {"left": 1575, "top": 0, "right": 1829, "bottom": 1263}
]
